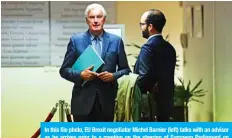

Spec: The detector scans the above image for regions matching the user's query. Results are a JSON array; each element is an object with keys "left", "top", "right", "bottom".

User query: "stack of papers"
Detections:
[{"left": 72, "top": 45, "right": 104, "bottom": 72}]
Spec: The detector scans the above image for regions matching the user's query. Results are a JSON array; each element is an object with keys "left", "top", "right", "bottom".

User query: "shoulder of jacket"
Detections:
[
  {"left": 106, "top": 32, "right": 122, "bottom": 40},
  {"left": 70, "top": 32, "right": 85, "bottom": 40}
]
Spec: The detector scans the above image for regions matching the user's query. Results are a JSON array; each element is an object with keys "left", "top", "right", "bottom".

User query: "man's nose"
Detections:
[{"left": 93, "top": 17, "right": 99, "bottom": 22}]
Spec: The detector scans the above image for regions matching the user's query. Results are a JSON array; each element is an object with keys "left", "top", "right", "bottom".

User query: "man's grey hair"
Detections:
[{"left": 84, "top": 3, "right": 107, "bottom": 18}]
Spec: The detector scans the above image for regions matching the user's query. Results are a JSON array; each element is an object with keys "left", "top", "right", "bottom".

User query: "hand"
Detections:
[
  {"left": 97, "top": 71, "right": 114, "bottom": 82},
  {"left": 80, "top": 66, "right": 98, "bottom": 81}
]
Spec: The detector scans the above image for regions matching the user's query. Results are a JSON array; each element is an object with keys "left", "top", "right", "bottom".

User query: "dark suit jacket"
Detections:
[
  {"left": 134, "top": 35, "right": 176, "bottom": 118},
  {"left": 59, "top": 30, "right": 131, "bottom": 118}
]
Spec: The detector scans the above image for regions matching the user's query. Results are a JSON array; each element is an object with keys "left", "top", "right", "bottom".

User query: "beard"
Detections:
[{"left": 142, "top": 27, "right": 149, "bottom": 39}]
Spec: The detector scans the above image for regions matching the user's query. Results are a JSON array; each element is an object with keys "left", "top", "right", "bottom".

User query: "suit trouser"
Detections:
[
  {"left": 155, "top": 92, "right": 172, "bottom": 122},
  {"left": 155, "top": 101, "right": 172, "bottom": 122},
  {"left": 73, "top": 94, "right": 112, "bottom": 122}
]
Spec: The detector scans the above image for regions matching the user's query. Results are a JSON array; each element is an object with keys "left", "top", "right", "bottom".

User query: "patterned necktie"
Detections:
[{"left": 93, "top": 37, "right": 101, "bottom": 56}]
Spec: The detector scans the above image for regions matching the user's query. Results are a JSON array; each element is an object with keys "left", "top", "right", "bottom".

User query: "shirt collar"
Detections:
[
  {"left": 89, "top": 31, "right": 103, "bottom": 41},
  {"left": 147, "top": 33, "right": 162, "bottom": 41}
]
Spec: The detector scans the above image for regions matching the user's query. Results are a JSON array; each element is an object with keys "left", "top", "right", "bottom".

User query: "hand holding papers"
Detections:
[
  {"left": 97, "top": 71, "right": 115, "bottom": 82},
  {"left": 72, "top": 45, "right": 104, "bottom": 81}
]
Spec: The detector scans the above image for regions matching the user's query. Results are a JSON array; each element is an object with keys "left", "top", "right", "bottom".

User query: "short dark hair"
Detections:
[{"left": 145, "top": 9, "right": 166, "bottom": 33}]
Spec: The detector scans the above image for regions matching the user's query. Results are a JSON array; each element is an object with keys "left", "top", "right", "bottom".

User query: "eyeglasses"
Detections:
[{"left": 139, "top": 22, "right": 146, "bottom": 27}]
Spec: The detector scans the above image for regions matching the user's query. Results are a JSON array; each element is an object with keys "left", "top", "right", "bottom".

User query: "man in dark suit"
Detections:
[
  {"left": 134, "top": 9, "right": 176, "bottom": 122},
  {"left": 59, "top": 3, "right": 131, "bottom": 122}
]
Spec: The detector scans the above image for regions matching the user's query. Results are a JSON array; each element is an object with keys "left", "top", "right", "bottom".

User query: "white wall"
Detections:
[
  {"left": 183, "top": 1, "right": 214, "bottom": 122},
  {"left": 1, "top": 67, "right": 73, "bottom": 138},
  {"left": 214, "top": 1, "right": 232, "bottom": 121},
  {"left": 183, "top": 1, "right": 232, "bottom": 121}
]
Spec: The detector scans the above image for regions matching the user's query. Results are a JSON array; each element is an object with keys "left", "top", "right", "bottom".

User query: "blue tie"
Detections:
[{"left": 93, "top": 37, "right": 101, "bottom": 56}]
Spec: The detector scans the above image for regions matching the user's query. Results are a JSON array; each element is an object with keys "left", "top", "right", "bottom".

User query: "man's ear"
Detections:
[
  {"left": 85, "top": 17, "right": 88, "bottom": 23},
  {"left": 148, "top": 24, "right": 153, "bottom": 31},
  {"left": 103, "top": 16, "right": 106, "bottom": 23}
]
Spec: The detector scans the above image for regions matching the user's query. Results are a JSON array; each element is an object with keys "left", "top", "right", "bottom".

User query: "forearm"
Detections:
[
  {"left": 60, "top": 67, "right": 83, "bottom": 84},
  {"left": 136, "top": 45, "right": 154, "bottom": 93},
  {"left": 113, "top": 39, "right": 131, "bottom": 79},
  {"left": 59, "top": 38, "right": 83, "bottom": 85},
  {"left": 113, "top": 67, "right": 131, "bottom": 79},
  {"left": 136, "top": 74, "right": 150, "bottom": 93}
]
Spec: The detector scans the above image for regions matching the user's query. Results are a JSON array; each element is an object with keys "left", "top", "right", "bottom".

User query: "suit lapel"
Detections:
[
  {"left": 82, "top": 31, "right": 91, "bottom": 48},
  {"left": 101, "top": 31, "right": 110, "bottom": 59}
]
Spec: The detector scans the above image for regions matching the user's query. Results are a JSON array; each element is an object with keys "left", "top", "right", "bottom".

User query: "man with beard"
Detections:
[{"left": 134, "top": 9, "right": 176, "bottom": 122}]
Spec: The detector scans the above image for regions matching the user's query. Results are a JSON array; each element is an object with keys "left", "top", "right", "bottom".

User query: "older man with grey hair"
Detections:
[{"left": 60, "top": 3, "right": 131, "bottom": 122}]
